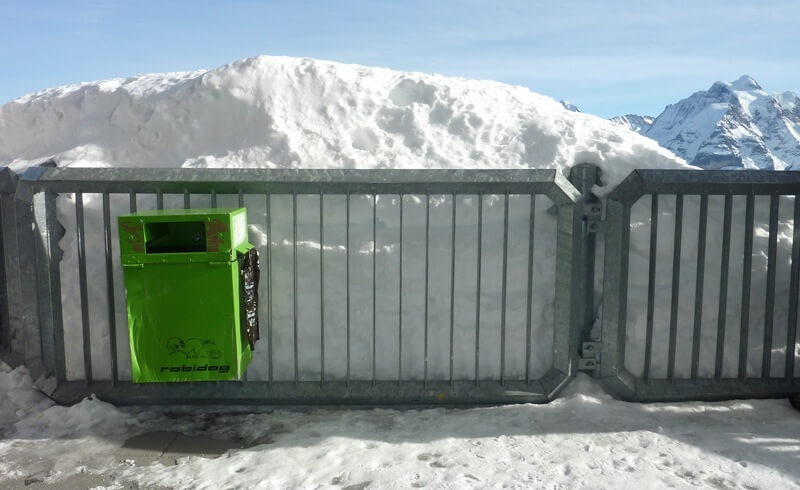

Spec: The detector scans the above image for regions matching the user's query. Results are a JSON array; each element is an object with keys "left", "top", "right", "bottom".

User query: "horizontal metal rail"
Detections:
[
  {"left": 18, "top": 167, "right": 577, "bottom": 202},
  {"left": 601, "top": 169, "right": 800, "bottom": 401},
  {"left": 14, "top": 166, "right": 581, "bottom": 405}
]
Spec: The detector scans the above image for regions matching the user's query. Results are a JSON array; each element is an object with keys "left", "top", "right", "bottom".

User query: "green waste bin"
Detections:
[{"left": 118, "top": 208, "right": 259, "bottom": 383}]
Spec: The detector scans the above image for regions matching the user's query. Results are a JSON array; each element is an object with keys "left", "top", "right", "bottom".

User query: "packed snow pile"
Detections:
[
  {"left": 0, "top": 56, "right": 696, "bottom": 383},
  {"left": 0, "top": 55, "right": 688, "bottom": 191}
]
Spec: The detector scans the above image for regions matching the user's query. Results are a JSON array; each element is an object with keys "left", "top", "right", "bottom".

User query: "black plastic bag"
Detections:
[{"left": 238, "top": 248, "right": 260, "bottom": 350}]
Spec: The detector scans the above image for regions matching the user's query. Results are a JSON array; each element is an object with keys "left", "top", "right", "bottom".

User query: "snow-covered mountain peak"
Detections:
[
  {"left": 729, "top": 74, "right": 764, "bottom": 92},
  {"left": 608, "top": 114, "right": 655, "bottom": 134},
  {"left": 644, "top": 76, "right": 800, "bottom": 169},
  {"left": 776, "top": 91, "right": 799, "bottom": 110}
]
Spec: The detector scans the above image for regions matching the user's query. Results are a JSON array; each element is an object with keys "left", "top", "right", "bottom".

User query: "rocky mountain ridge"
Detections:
[{"left": 610, "top": 76, "right": 800, "bottom": 169}]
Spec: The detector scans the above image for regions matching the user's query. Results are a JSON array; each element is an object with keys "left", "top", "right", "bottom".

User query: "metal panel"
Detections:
[
  {"left": 601, "top": 170, "right": 800, "bottom": 401},
  {"left": 15, "top": 167, "right": 581, "bottom": 405}
]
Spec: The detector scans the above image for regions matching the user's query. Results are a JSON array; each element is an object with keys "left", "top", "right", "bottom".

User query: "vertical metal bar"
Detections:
[
  {"left": 525, "top": 194, "right": 536, "bottom": 384},
  {"left": 238, "top": 189, "right": 245, "bottom": 208},
  {"left": 715, "top": 194, "right": 732, "bottom": 380},
  {"left": 500, "top": 192, "right": 509, "bottom": 385},
  {"left": 372, "top": 193, "right": 377, "bottom": 386},
  {"left": 319, "top": 192, "right": 325, "bottom": 386},
  {"left": 211, "top": 189, "right": 217, "bottom": 207},
  {"left": 786, "top": 194, "right": 800, "bottom": 380},
  {"left": 423, "top": 193, "right": 430, "bottom": 386},
  {"left": 474, "top": 194, "right": 483, "bottom": 385},
  {"left": 265, "top": 193, "right": 273, "bottom": 384},
  {"left": 667, "top": 194, "right": 684, "bottom": 382},
  {"left": 398, "top": 193, "right": 403, "bottom": 384},
  {"left": 25, "top": 191, "right": 65, "bottom": 382},
  {"left": 293, "top": 191, "right": 299, "bottom": 387},
  {"left": 643, "top": 194, "right": 658, "bottom": 382},
  {"left": 449, "top": 193, "right": 457, "bottom": 386},
  {"left": 691, "top": 194, "right": 708, "bottom": 381},
  {"left": 0, "top": 196, "right": 8, "bottom": 352},
  {"left": 156, "top": 190, "right": 163, "bottom": 210},
  {"left": 762, "top": 193, "right": 779, "bottom": 378},
  {"left": 346, "top": 191, "right": 351, "bottom": 387},
  {"left": 17, "top": 193, "right": 46, "bottom": 382},
  {"left": 101, "top": 192, "right": 118, "bottom": 386},
  {"left": 75, "top": 193, "right": 92, "bottom": 385},
  {"left": 129, "top": 192, "right": 137, "bottom": 213},
  {"left": 183, "top": 189, "right": 190, "bottom": 209},
  {"left": 739, "top": 192, "right": 755, "bottom": 380}
]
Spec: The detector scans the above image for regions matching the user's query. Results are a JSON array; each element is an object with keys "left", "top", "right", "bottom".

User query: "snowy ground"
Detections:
[{"left": 2, "top": 361, "right": 799, "bottom": 489}]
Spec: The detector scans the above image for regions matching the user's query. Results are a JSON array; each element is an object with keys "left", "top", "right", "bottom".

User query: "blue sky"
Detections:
[{"left": 1, "top": 1, "right": 799, "bottom": 117}]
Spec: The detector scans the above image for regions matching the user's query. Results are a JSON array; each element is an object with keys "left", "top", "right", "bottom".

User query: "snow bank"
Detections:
[
  {"left": 0, "top": 55, "right": 695, "bottom": 383},
  {"left": 0, "top": 56, "right": 687, "bottom": 190},
  {"left": 0, "top": 363, "right": 53, "bottom": 434},
  {"left": 7, "top": 55, "right": 795, "bottom": 385},
  {"left": 0, "top": 57, "right": 800, "bottom": 380}
]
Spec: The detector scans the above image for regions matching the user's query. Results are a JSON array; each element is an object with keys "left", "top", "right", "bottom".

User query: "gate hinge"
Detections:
[
  {"left": 578, "top": 341, "right": 600, "bottom": 373},
  {"left": 584, "top": 202, "right": 605, "bottom": 233}
]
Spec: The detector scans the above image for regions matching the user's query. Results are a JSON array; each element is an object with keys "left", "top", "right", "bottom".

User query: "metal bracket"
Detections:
[
  {"left": 578, "top": 341, "right": 600, "bottom": 373},
  {"left": 584, "top": 202, "right": 605, "bottom": 233}
]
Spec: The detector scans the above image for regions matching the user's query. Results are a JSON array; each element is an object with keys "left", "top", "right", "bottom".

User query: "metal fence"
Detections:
[
  {"left": 4, "top": 164, "right": 800, "bottom": 405},
  {"left": 12, "top": 166, "right": 583, "bottom": 405},
  {"left": 600, "top": 170, "right": 800, "bottom": 401}
]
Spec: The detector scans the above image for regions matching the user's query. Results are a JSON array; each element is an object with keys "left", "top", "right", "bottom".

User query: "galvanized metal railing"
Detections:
[
  {"left": 600, "top": 170, "right": 800, "bottom": 401},
  {"left": 0, "top": 167, "right": 19, "bottom": 364},
  {"left": 13, "top": 166, "right": 583, "bottom": 404},
  {"left": 6, "top": 164, "right": 800, "bottom": 405}
]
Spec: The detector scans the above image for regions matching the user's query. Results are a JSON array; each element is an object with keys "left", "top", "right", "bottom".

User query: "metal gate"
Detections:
[
  {"left": 11, "top": 166, "right": 583, "bottom": 405},
  {"left": 599, "top": 170, "right": 800, "bottom": 401}
]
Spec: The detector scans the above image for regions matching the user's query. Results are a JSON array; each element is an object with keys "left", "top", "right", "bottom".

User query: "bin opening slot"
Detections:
[{"left": 145, "top": 221, "right": 206, "bottom": 253}]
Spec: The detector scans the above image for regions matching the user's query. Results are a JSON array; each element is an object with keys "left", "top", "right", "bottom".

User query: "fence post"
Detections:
[
  {"left": 14, "top": 166, "right": 64, "bottom": 391},
  {"left": 0, "top": 167, "right": 20, "bottom": 365},
  {"left": 568, "top": 164, "right": 602, "bottom": 374}
]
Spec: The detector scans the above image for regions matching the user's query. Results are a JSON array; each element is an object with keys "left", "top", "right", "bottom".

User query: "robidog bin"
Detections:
[{"left": 118, "top": 208, "right": 259, "bottom": 383}]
